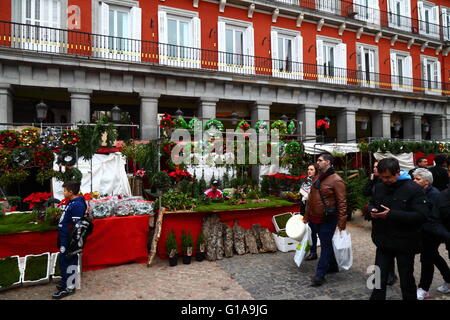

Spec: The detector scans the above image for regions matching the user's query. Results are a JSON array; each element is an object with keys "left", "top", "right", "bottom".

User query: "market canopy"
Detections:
[{"left": 303, "top": 143, "right": 360, "bottom": 155}]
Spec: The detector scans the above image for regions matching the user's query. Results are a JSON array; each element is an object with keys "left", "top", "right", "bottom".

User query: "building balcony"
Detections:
[{"left": 0, "top": 20, "right": 447, "bottom": 97}]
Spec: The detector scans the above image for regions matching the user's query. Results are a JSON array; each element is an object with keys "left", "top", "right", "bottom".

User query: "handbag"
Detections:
[{"left": 316, "top": 181, "right": 337, "bottom": 217}]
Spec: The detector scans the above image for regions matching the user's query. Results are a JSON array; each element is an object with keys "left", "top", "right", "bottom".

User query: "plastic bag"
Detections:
[
  {"left": 332, "top": 230, "right": 353, "bottom": 271},
  {"left": 294, "top": 225, "right": 312, "bottom": 267},
  {"left": 132, "top": 200, "right": 154, "bottom": 215},
  {"left": 89, "top": 199, "right": 115, "bottom": 219}
]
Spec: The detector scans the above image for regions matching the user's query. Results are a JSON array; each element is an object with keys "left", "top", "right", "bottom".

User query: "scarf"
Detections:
[{"left": 313, "top": 166, "right": 335, "bottom": 189}]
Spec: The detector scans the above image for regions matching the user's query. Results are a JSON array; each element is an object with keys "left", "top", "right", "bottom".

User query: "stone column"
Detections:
[
  {"left": 140, "top": 93, "right": 160, "bottom": 141},
  {"left": 430, "top": 115, "right": 445, "bottom": 141},
  {"left": 198, "top": 98, "right": 218, "bottom": 123},
  {"left": 0, "top": 84, "right": 13, "bottom": 129},
  {"left": 371, "top": 110, "right": 392, "bottom": 139},
  {"left": 69, "top": 89, "right": 92, "bottom": 123},
  {"left": 337, "top": 108, "right": 357, "bottom": 143},
  {"left": 250, "top": 101, "right": 271, "bottom": 124},
  {"left": 402, "top": 113, "right": 422, "bottom": 141},
  {"left": 296, "top": 104, "right": 318, "bottom": 143}
]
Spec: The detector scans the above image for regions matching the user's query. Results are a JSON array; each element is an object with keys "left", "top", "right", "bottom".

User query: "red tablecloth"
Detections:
[
  {"left": 157, "top": 204, "right": 299, "bottom": 259},
  {"left": 0, "top": 215, "right": 150, "bottom": 271}
]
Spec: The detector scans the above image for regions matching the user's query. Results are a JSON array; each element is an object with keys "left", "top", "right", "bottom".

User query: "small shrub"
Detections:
[{"left": 0, "top": 256, "right": 21, "bottom": 287}]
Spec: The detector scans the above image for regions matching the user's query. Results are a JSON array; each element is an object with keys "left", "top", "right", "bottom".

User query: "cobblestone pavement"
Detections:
[{"left": 1, "top": 213, "right": 449, "bottom": 300}]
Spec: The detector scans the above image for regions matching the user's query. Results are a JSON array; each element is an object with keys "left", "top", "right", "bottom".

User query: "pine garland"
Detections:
[{"left": 359, "top": 139, "right": 450, "bottom": 155}]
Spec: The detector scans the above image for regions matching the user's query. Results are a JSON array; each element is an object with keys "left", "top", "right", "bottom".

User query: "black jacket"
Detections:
[
  {"left": 423, "top": 186, "right": 450, "bottom": 242},
  {"left": 429, "top": 165, "right": 449, "bottom": 191},
  {"left": 363, "top": 177, "right": 380, "bottom": 197},
  {"left": 369, "top": 179, "right": 429, "bottom": 254}
]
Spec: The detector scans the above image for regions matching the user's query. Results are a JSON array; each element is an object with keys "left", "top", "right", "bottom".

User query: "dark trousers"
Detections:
[
  {"left": 419, "top": 235, "right": 450, "bottom": 291},
  {"left": 58, "top": 252, "right": 78, "bottom": 290},
  {"left": 309, "top": 218, "right": 338, "bottom": 278},
  {"left": 310, "top": 225, "right": 318, "bottom": 255},
  {"left": 370, "top": 247, "right": 417, "bottom": 300}
]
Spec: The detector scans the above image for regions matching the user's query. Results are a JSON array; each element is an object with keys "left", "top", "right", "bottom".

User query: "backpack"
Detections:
[{"left": 66, "top": 216, "right": 94, "bottom": 258}]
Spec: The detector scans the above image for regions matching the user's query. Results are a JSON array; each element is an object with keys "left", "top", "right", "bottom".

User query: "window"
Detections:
[
  {"left": 421, "top": 56, "right": 442, "bottom": 95},
  {"left": 316, "top": 38, "right": 347, "bottom": 84},
  {"left": 271, "top": 28, "right": 303, "bottom": 80},
  {"left": 97, "top": 2, "right": 141, "bottom": 62},
  {"left": 316, "top": 0, "right": 340, "bottom": 14},
  {"left": 274, "top": 0, "right": 299, "bottom": 5},
  {"left": 390, "top": 51, "right": 412, "bottom": 92},
  {"left": 388, "top": 0, "right": 411, "bottom": 31},
  {"left": 158, "top": 7, "right": 201, "bottom": 68},
  {"left": 441, "top": 7, "right": 450, "bottom": 40},
  {"left": 418, "top": 2, "right": 439, "bottom": 38},
  {"left": 353, "top": 0, "right": 380, "bottom": 24},
  {"left": 357, "top": 45, "right": 378, "bottom": 88},
  {"left": 218, "top": 18, "right": 254, "bottom": 74}
]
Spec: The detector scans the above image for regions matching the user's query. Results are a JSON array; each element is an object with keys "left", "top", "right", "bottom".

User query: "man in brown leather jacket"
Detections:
[{"left": 303, "top": 153, "right": 347, "bottom": 286}]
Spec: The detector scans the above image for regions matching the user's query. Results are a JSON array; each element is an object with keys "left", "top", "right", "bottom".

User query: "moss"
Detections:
[
  {"left": 0, "top": 212, "right": 57, "bottom": 235},
  {"left": 274, "top": 213, "right": 292, "bottom": 230},
  {"left": 53, "top": 254, "right": 61, "bottom": 277},
  {"left": 193, "top": 197, "right": 293, "bottom": 212},
  {"left": 24, "top": 254, "right": 48, "bottom": 281},
  {"left": 0, "top": 256, "right": 21, "bottom": 288}
]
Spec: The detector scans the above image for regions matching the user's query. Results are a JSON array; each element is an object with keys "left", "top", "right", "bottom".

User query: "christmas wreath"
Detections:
[
  {"left": 56, "top": 167, "right": 82, "bottom": 183},
  {"left": 34, "top": 149, "right": 55, "bottom": 168},
  {"left": 316, "top": 119, "right": 330, "bottom": 129},
  {"left": 0, "top": 149, "right": 11, "bottom": 169},
  {"left": 160, "top": 113, "right": 175, "bottom": 130},
  {"left": 0, "top": 130, "right": 19, "bottom": 149},
  {"left": 284, "top": 141, "right": 303, "bottom": 156},
  {"left": 41, "top": 127, "right": 61, "bottom": 149},
  {"left": 0, "top": 170, "right": 29, "bottom": 187},
  {"left": 11, "top": 149, "right": 33, "bottom": 168},
  {"left": 236, "top": 120, "right": 250, "bottom": 131},
  {"left": 36, "top": 170, "right": 59, "bottom": 185},
  {"left": 19, "top": 127, "right": 40, "bottom": 147},
  {"left": 61, "top": 129, "right": 80, "bottom": 147},
  {"left": 173, "top": 117, "right": 188, "bottom": 129},
  {"left": 288, "top": 120, "right": 297, "bottom": 135},
  {"left": 271, "top": 120, "right": 288, "bottom": 135},
  {"left": 56, "top": 150, "right": 77, "bottom": 167},
  {"left": 204, "top": 119, "right": 224, "bottom": 132},
  {"left": 254, "top": 120, "right": 269, "bottom": 133},
  {"left": 188, "top": 118, "right": 202, "bottom": 132}
]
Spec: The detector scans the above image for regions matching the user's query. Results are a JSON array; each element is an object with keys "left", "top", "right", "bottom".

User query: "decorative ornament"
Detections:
[
  {"left": 0, "top": 149, "right": 11, "bottom": 169},
  {"left": 236, "top": 120, "right": 250, "bottom": 132},
  {"left": 173, "top": 117, "right": 188, "bottom": 129},
  {"left": 34, "top": 149, "right": 55, "bottom": 168},
  {"left": 11, "top": 149, "right": 33, "bottom": 168},
  {"left": 204, "top": 119, "right": 224, "bottom": 133},
  {"left": 271, "top": 120, "right": 288, "bottom": 135},
  {"left": 288, "top": 120, "right": 297, "bottom": 135},
  {"left": 56, "top": 150, "right": 77, "bottom": 167},
  {"left": 57, "top": 167, "right": 82, "bottom": 183},
  {"left": 41, "top": 127, "right": 61, "bottom": 149},
  {"left": 61, "top": 129, "right": 80, "bottom": 147},
  {"left": 19, "top": 127, "right": 40, "bottom": 147},
  {"left": 284, "top": 141, "right": 303, "bottom": 156},
  {"left": 0, "top": 130, "right": 20, "bottom": 149},
  {"left": 188, "top": 118, "right": 201, "bottom": 132},
  {"left": 254, "top": 120, "right": 269, "bottom": 133},
  {"left": 316, "top": 119, "right": 330, "bottom": 129},
  {"left": 160, "top": 113, "right": 175, "bottom": 130}
]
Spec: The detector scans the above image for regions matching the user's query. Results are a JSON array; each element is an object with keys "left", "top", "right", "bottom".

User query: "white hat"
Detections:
[{"left": 286, "top": 215, "right": 307, "bottom": 242}]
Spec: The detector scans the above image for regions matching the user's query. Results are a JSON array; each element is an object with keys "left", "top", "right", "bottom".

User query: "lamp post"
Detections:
[
  {"left": 360, "top": 119, "right": 368, "bottom": 130},
  {"left": 36, "top": 100, "right": 48, "bottom": 123},
  {"left": 111, "top": 105, "right": 122, "bottom": 123},
  {"left": 280, "top": 114, "right": 288, "bottom": 122},
  {"left": 393, "top": 120, "right": 401, "bottom": 138},
  {"left": 231, "top": 111, "right": 238, "bottom": 126},
  {"left": 175, "top": 108, "right": 184, "bottom": 118}
]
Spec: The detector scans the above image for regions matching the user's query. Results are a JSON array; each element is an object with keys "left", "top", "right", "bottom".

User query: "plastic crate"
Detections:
[
  {"left": 272, "top": 233, "right": 299, "bottom": 252},
  {"left": 272, "top": 212, "right": 293, "bottom": 233}
]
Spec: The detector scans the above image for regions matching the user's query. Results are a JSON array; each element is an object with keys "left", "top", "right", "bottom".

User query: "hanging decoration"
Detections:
[
  {"left": 358, "top": 139, "right": 449, "bottom": 155},
  {"left": 236, "top": 120, "right": 250, "bottom": 132},
  {"left": 188, "top": 118, "right": 201, "bottom": 132},
  {"left": 18, "top": 127, "right": 40, "bottom": 147},
  {"left": 56, "top": 167, "right": 83, "bottom": 183},
  {"left": 56, "top": 149, "right": 77, "bottom": 167},
  {"left": 271, "top": 120, "right": 288, "bottom": 135},
  {"left": 61, "top": 129, "right": 80, "bottom": 148},
  {"left": 316, "top": 119, "right": 330, "bottom": 129},
  {"left": 160, "top": 113, "right": 175, "bottom": 130},
  {"left": 11, "top": 149, "right": 33, "bottom": 168},
  {"left": 0, "top": 149, "right": 11, "bottom": 168},
  {"left": 34, "top": 149, "right": 55, "bottom": 169},
  {"left": 0, "top": 130, "right": 20, "bottom": 149},
  {"left": 284, "top": 141, "right": 303, "bottom": 156},
  {"left": 0, "top": 170, "right": 30, "bottom": 187},
  {"left": 36, "top": 170, "right": 59, "bottom": 185},
  {"left": 40, "top": 127, "right": 61, "bottom": 149},
  {"left": 204, "top": 119, "right": 224, "bottom": 132},
  {"left": 254, "top": 120, "right": 268, "bottom": 133},
  {"left": 287, "top": 120, "right": 297, "bottom": 135},
  {"left": 173, "top": 117, "right": 188, "bottom": 129}
]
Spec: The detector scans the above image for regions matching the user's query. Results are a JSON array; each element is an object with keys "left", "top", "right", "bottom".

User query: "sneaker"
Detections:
[
  {"left": 416, "top": 288, "right": 430, "bottom": 300},
  {"left": 310, "top": 276, "right": 326, "bottom": 287},
  {"left": 52, "top": 288, "right": 76, "bottom": 300},
  {"left": 436, "top": 282, "right": 450, "bottom": 294},
  {"left": 305, "top": 253, "right": 318, "bottom": 261}
]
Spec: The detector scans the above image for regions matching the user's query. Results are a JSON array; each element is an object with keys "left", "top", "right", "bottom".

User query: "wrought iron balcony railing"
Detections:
[{"left": 0, "top": 20, "right": 447, "bottom": 96}]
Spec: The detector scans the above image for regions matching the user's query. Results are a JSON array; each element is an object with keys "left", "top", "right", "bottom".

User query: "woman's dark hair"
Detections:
[
  {"left": 416, "top": 157, "right": 426, "bottom": 166},
  {"left": 434, "top": 154, "right": 447, "bottom": 166},
  {"left": 377, "top": 158, "right": 400, "bottom": 175},
  {"left": 62, "top": 181, "right": 81, "bottom": 195},
  {"left": 318, "top": 153, "right": 334, "bottom": 166},
  {"left": 308, "top": 163, "right": 320, "bottom": 177}
]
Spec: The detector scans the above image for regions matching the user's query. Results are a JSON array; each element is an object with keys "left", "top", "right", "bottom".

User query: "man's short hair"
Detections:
[
  {"left": 416, "top": 157, "right": 427, "bottom": 166},
  {"left": 434, "top": 154, "right": 447, "bottom": 166},
  {"left": 318, "top": 153, "right": 334, "bottom": 166},
  {"left": 377, "top": 158, "right": 400, "bottom": 175},
  {"left": 413, "top": 168, "right": 433, "bottom": 184},
  {"left": 62, "top": 181, "right": 81, "bottom": 195}
]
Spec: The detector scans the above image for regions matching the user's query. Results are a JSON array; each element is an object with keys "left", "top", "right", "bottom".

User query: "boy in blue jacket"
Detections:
[{"left": 53, "top": 181, "right": 87, "bottom": 299}]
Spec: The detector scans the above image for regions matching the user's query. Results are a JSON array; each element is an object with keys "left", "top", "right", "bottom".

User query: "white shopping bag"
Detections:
[
  {"left": 332, "top": 230, "right": 353, "bottom": 271},
  {"left": 294, "top": 225, "right": 312, "bottom": 267}
]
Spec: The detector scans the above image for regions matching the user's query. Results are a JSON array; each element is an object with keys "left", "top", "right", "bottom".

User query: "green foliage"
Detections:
[
  {"left": 161, "top": 189, "right": 197, "bottom": 211},
  {"left": 0, "top": 212, "right": 56, "bottom": 235},
  {"left": 77, "top": 116, "right": 118, "bottom": 161},
  {"left": 0, "top": 170, "right": 30, "bottom": 188},
  {"left": 0, "top": 256, "right": 21, "bottom": 288},
  {"left": 24, "top": 254, "right": 49, "bottom": 281},
  {"left": 196, "top": 232, "right": 206, "bottom": 252},
  {"left": 177, "top": 179, "right": 192, "bottom": 194},
  {"left": 165, "top": 229, "right": 178, "bottom": 257},
  {"left": 361, "top": 139, "right": 448, "bottom": 155},
  {"left": 271, "top": 120, "right": 288, "bottom": 135},
  {"left": 151, "top": 171, "right": 172, "bottom": 191},
  {"left": 173, "top": 117, "right": 188, "bottom": 129},
  {"left": 36, "top": 170, "right": 60, "bottom": 185},
  {"left": 340, "top": 169, "right": 370, "bottom": 214},
  {"left": 181, "top": 230, "right": 194, "bottom": 254},
  {"left": 193, "top": 197, "right": 292, "bottom": 212},
  {"left": 274, "top": 213, "right": 292, "bottom": 230},
  {"left": 222, "top": 171, "right": 230, "bottom": 188},
  {"left": 45, "top": 208, "right": 63, "bottom": 225},
  {"left": 56, "top": 167, "right": 82, "bottom": 183},
  {"left": 5, "top": 196, "right": 21, "bottom": 207},
  {"left": 198, "top": 175, "right": 207, "bottom": 196},
  {"left": 287, "top": 120, "right": 297, "bottom": 135}
]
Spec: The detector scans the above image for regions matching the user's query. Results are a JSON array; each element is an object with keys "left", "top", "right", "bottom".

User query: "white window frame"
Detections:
[
  {"left": 274, "top": 0, "right": 299, "bottom": 5},
  {"left": 316, "top": 0, "right": 340, "bottom": 14},
  {"left": 316, "top": 36, "right": 347, "bottom": 85},
  {"left": 158, "top": 6, "right": 201, "bottom": 69},
  {"left": 95, "top": 1, "right": 141, "bottom": 62},
  {"left": 353, "top": 0, "right": 380, "bottom": 25},
  {"left": 271, "top": 27, "right": 303, "bottom": 80},
  {"left": 218, "top": 17, "right": 254, "bottom": 75},
  {"left": 390, "top": 50, "right": 413, "bottom": 92},
  {"left": 356, "top": 43, "right": 379, "bottom": 88},
  {"left": 421, "top": 55, "right": 442, "bottom": 95},
  {"left": 418, "top": 1, "right": 439, "bottom": 38},
  {"left": 441, "top": 6, "right": 450, "bottom": 41},
  {"left": 388, "top": 0, "right": 411, "bottom": 31}
]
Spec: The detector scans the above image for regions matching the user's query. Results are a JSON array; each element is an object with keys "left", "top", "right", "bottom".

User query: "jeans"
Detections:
[
  {"left": 370, "top": 247, "right": 417, "bottom": 300},
  {"left": 309, "top": 226, "right": 318, "bottom": 255},
  {"left": 309, "top": 218, "right": 338, "bottom": 278},
  {"left": 419, "top": 235, "right": 450, "bottom": 291},
  {"left": 58, "top": 252, "right": 78, "bottom": 290}
]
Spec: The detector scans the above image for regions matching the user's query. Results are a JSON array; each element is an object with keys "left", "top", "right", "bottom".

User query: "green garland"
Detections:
[
  {"left": 0, "top": 149, "right": 11, "bottom": 169},
  {"left": 271, "top": 120, "right": 288, "bottom": 135},
  {"left": 358, "top": 139, "right": 449, "bottom": 155},
  {"left": 0, "top": 170, "right": 30, "bottom": 187},
  {"left": 36, "top": 170, "right": 59, "bottom": 185},
  {"left": 174, "top": 117, "right": 188, "bottom": 129},
  {"left": 77, "top": 116, "right": 118, "bottom": 161},
  {"left": 188, "top": 118, "right": 201, "bottom": 132},
  {"left": 56, "top": 167, "right": 83, "bottom": 183},
  {"left": 236, "top": 120, "right": 250, "bottom": 131},
  {"left": 254, "top": 120, "right": 269, "bottom": 133},
  {"left": 11, "top": 149, "right": 33, "bottom": 168},
  {"left": 287, "top": 121, "right": 297, "bottom": 135},
  {"left": 204, "top": 119, "right": 224, "bottom": 132},
  {"left": 284, "top": 141, "right": 303, "bottom": 156}
]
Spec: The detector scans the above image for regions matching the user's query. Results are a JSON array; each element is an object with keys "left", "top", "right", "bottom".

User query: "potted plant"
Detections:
[
  {"left": 181, "top": 230, "right": 194, "bottom": 264},
  {"left": 195, "top": 232, "right": 206, "bottom": 262},
  {"left": 23, "top": 252, "right": 50, "bottom": 286},
  {"left": 165, "top": 229, "right": 178, "bottom": 267}
]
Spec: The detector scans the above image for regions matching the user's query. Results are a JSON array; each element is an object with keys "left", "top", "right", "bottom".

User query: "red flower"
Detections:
[
  {"left": 316, "top": 119, "right": 330, "bottom": 129},
  {"left": 23, "top": 192, "right": 53, "bottom": 209}
]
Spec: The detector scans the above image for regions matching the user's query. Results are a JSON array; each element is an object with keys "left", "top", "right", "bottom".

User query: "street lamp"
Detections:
[
  {"left": 175, "top": 108, "right": 184, "bottom": 118},
  {"left": 231, "top": 111, "right": 239, "bottom": 125},
  {"left": 422, "top": 121, "right": 430, "bottom": 133},
  {"left": 360, "top": 119, "right": 368, "bottom": 130},
  {"left": 280, "top": 114, "right": 288, "bottom": 122},
  {"left": 35, "top": 100, "right": 48, "bottom": 123},
  {"left": 111, "top": 105, "right": 122, "bottom": 123},
  {"left": 393, "top": 120, "right": 401, "bottom": 132}
]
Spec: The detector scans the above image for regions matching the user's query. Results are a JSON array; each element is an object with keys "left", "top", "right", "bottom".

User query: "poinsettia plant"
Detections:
[
  {"left": 0, "top": 130, "right": 19, "bottom": 149},
  {"left": 316, "top": 119, "right": 330, "bottom": 129},
  {"left": 160, "top": 113, "right": 175, "bottom": 130},
  {"left": 168, "top": 169, "right": 193, "bottom": 182},
  {"left": 23, "top": 192, "right": 53, "bottom": 209},
  {"left": 61, "top": 129, "right": 80, "bottom": 147},
  {"left": 236, "top": 120, "right": 250, "bottom": 131},
  {"left": 134, "top": 169, "right": 146, "bottom": 178}
]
